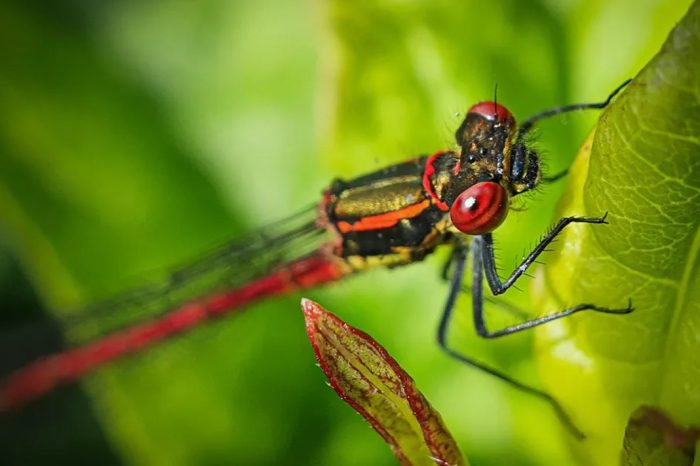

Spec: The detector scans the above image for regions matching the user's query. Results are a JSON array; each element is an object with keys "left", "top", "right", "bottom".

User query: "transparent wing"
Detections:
[{"left": 0, "top": 204, "right": 331, "bottom": 373}]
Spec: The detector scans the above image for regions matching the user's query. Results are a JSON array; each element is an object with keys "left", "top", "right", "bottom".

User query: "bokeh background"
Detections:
[{"left": 0, "top": 1, "right": 692, "bottom": 465}]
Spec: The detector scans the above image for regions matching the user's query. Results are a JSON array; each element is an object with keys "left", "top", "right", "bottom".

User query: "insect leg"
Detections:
[
  {"left": 518, "top": 79, "right": 631, "bottom": 136},
  {"left": 441, "top": 244, "right": 527, "bottom": 319},
  {"left": 436, "top": 244, "right": 586, "bottom": 438},
  {"left": 440, "top": 246, "right": 460, "bottom": 281},
  {"left": 541, "top": 169, "right": 569, "bottom": 184},
  {"left": 473, "top": 219, "right": 633, "bottom": 339}
]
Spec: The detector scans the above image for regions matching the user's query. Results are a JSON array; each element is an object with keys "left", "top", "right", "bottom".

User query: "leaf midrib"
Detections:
[{"left": 658, "top": 222, "right": 700, "bottom": 389}]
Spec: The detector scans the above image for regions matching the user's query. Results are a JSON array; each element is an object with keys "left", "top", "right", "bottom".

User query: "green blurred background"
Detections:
[{"left": 0, "top": 1, "right": 692, "bottom": 465}]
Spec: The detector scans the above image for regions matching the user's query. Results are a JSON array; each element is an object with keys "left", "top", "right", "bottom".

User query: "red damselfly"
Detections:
[{"left": 0, "top": 81, "right": 632, "bottom": 437}]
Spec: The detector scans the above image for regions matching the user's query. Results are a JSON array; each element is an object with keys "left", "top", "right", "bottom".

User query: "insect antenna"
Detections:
[{"left": 493, "top": 83, "right": 499, "bottom": 121}]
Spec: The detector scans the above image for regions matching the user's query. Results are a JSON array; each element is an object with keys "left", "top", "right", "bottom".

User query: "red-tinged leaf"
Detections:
[
  {"left": 621, "top": 406, "right": 699, "bottom": 466},
  {"left": 301, "top": 298, "right": 466, "bottom": 466}
]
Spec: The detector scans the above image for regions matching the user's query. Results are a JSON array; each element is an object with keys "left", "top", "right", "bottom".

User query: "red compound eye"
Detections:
[
  {"left": 467, "top": 101, "right": 515, "bottom": 130},
  {"left": 450, "top": 182, "right": 509, "bottom": 235}
]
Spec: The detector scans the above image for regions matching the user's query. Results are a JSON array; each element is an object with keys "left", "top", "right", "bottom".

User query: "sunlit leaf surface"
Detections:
[{"left": 534, "top": 3, "right": 700, "bottom": 464}]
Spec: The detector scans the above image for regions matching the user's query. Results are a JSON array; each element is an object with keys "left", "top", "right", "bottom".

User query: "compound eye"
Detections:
[
  {"left": 467, "top": 101, "right": 516, "bottom": 130},
  {"left": 450, "top": 182, "right": 509, "bottom": 235}
]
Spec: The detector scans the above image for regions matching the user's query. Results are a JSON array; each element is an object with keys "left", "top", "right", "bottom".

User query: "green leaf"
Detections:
[
  {"left": 302, "top": 298, "right": 467, "bottom": 466},
  {"left": 533, "top": 2, "right": 700, "bottom": 464},
  {"left": 621, "top": 406, "right": 698, "bottom": 466}
]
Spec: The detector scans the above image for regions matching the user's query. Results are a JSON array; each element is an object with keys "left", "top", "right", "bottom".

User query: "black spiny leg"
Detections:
[
  {"left": 520, "top": 79, "right": 631, "bottom": 184},
  {"left": 541, "top": 169, "right": 569, "bottom": 184},
  {"left": 472, "top": 229, "right": 633, "bottom": 339},
  {"left": 436, "top": 245, "right": 586, "bottom": 439},
  {"left": 462, "top": 217, "right": 631, "bottom": 436},
  {"left": 441, "top": 246, "right": 528, "bottom": 320},
  {"left": 518, "top": 79, "right": 631, "bottom": 136},
  {"left": 475, "top": 215, "right": 633, "bottom": 336}
]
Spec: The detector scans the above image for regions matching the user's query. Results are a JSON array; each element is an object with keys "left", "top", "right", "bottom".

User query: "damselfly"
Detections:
[{"left": 0, "top": 81, "right": 633, "bottom": 437}]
